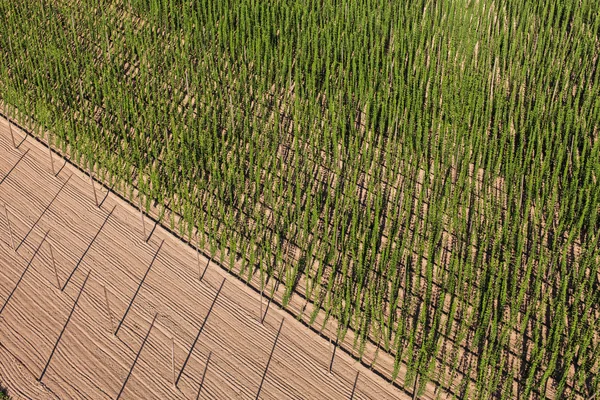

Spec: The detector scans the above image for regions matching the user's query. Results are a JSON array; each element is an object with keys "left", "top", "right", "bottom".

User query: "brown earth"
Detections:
[{"left": 0, "top": 118, "right": 408, "bottom": 399}]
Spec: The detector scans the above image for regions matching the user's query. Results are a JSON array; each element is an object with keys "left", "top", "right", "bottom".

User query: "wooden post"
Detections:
[
  {"left": 372, "top": 339, "right": 382, "bottom": 368},
  {"left": 197, "top": 235, "right": 201, "bottom": 280},
  {"left": 259, "top": 285, "right": 264, "bottom": 325},
  {"left": 46, "top": 239, "right": 60, "bottom": 289},
  {"left": 329, "top": 337, "right": 338, "bottom": 374},
  {"left": 261, "top": 296, "right": 272, "bottom": 325},
  {"left": 200, "top": 257, "right": 210, "bottom": 281},
  {"left": 139, "top": 195, "right": 147, "bottom": 242},
  {"left": 48, "top": 136, "right": 55, "bottom": 175},
  {"left": 8, "top": 117, "right": 16, "bottom": 148},
  {"left": 171, "top": 336, "right": 176, "bottom": 387},
  {"left": 102, "top": 285, "right": 115, "bottom": 334},
  {"left": 259, "top": 268, "right": 265, "bottom": 324},
  {"left": 3, "top": 205, "right": 16, "bottom": 250},
  {"left": 89, "top": 167, "right": 99, "bottom": 207},
  {"left": 260, "top": 280, "right": 270, "bottom": 324}
]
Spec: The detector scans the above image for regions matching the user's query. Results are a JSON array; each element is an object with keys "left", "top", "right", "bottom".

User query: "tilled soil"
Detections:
[{"left": 0, "top": 118, "right": 407, "bottom": 399}]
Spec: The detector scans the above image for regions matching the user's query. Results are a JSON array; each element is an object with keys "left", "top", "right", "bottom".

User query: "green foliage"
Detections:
[{"left": 0, "top": 0, "right": 598, "bottom": 398}]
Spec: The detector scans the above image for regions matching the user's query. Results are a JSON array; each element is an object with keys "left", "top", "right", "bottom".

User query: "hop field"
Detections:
[{"left": 0, "top": 0, "right": 599, "bottom": 398}]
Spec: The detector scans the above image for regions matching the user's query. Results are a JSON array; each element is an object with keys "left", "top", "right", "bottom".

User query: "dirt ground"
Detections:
[{"left": 0, "top": 118, "right": 409, "bottom": 399}]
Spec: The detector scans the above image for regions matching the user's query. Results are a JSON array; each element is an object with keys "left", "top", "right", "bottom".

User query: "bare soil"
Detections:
[{"left": 0, "top": 118, "right": 407, "bottom": 399}]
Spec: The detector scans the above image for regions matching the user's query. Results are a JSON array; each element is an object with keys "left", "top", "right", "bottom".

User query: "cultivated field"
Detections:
[
  {"left": 0, "top": 119, "right": 405, "bottom": 399},
  {"left": 0, "top": 0, "right": 599, "bottom": 399}
]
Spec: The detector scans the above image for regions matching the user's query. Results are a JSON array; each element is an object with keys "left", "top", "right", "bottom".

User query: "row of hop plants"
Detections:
[{"left": 0, "top": 0, "right": 599, "bottom": 398}]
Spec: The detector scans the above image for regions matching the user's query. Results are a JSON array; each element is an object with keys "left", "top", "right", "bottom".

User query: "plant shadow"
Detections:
[{"left": 0, "top": 383, "right": 9, "bottom": 399}]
